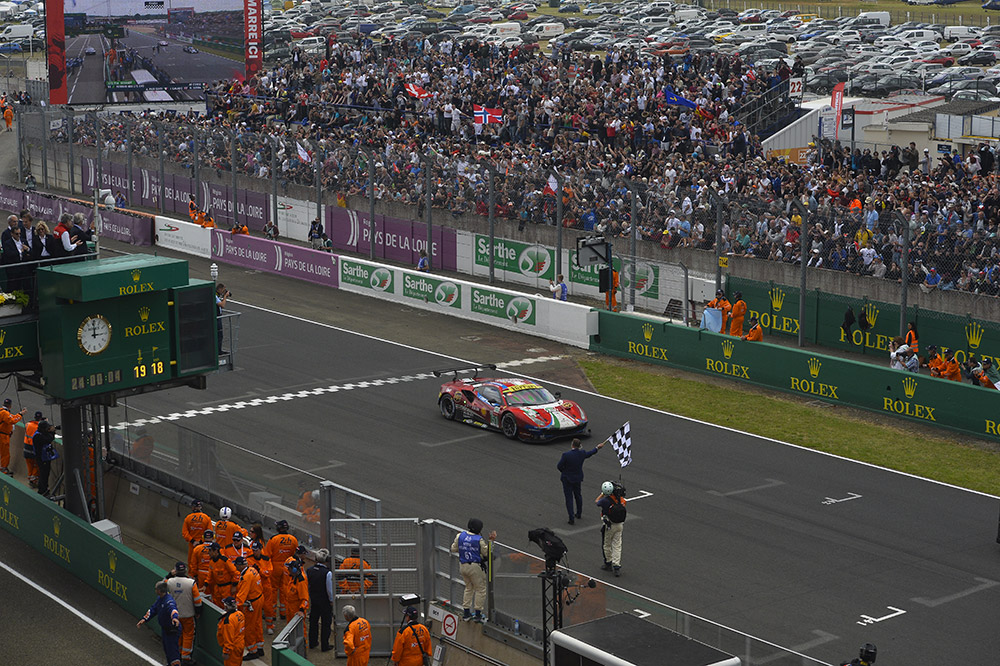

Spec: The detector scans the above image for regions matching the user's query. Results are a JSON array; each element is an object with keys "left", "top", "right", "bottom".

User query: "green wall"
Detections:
[
  {"left": 591, "top": 311, "right": 1000, "bottom": 440},
  {"left": 0, "top": 475, "right": 224, "bottom": 666},
  {"left": 727, "top": 277, "right": 999, "bottom": 367}
]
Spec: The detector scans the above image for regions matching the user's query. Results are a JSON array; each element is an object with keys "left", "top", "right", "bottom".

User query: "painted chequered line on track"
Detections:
[{"left": 112, "top": 356, "right": 567, "bottom": 428}]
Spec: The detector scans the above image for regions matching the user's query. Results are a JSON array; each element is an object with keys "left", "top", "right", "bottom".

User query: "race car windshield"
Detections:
[{"left": 505, "top": 387, "right": 557, "bottom": 406}]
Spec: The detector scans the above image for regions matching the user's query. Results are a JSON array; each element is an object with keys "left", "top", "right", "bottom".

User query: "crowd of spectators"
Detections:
[{"left": 50, "top": 33, "right": 1000, "bottom": 298}]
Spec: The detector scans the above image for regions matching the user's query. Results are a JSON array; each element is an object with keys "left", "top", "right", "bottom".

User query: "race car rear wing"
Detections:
[{"left": 433, "top": 364, "right": 497, "bottom": 380}]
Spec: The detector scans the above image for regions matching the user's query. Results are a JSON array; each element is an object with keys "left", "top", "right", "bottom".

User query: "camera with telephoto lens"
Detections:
[
  {"left": 398, "top": 593, "right": 420, "bottom": 608},
  {"left": 611, "top": 481, "right": 626, "bottom": 497}
]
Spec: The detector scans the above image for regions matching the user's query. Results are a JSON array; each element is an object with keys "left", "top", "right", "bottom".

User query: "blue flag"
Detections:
[{"left": 663, "top": 86, "right": 697, "bottom": 110}]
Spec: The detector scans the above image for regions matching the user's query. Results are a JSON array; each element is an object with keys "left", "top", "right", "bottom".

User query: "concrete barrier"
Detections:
[{"left": 338, "top": 257, "right": 596, "bottom": 348}]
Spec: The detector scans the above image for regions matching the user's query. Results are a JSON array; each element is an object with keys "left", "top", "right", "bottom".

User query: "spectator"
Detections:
[
  {"left": 138, "top": 581, "right": 182, "bottom": 666},
  {"left": 741, "top": 315, "right": 763, "bottom": 341},
  {"left": 920, "top": 268, "right": 941, "bottom": 294},
  {"left": 263, "top": 219, "right": 279, "bottom": 240},
  {"left": 308, "top": 218, "right": 324, "bottom": 249},
  {"left": 416, "top": 249, "right": 429, "bottom": 272}
]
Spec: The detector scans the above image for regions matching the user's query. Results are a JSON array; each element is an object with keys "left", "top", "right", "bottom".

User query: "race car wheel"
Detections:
[
  {"left": 440, "top": 395, "right": 456, "bottom": 420},
  {"left": 501, "top": 413, "right": 519, "bottom": 440}
]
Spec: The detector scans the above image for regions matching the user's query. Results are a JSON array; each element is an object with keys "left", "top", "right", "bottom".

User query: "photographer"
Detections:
[
  {"left": 596, "top": 481, "right": 627, "bottom": 577},
  {"left": 391, "top": 606, "right": 431, "bottom": 666},
  {"left": 215, "top": 283, "right": 231, "bottom": 353},
  {"left": 31, "top": 419, "right": 59, "bottom": 497},
  {"left": 450, "top": 518, "right": 496, "bottom": 623}
]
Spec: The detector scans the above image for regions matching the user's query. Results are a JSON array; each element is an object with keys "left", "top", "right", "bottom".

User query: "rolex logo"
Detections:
[
  {"left": 131, "top": 269, "right": 141, "bottom": 282},
  {"left": 722, "top": 339, "right": 734, "bottom": 359},
  {"left": 768, "top": 287, "right": 785, "bottom": 312},
  {"left": 966, "top": 322, "right": 984, "bottom": 350},
  {"left": 0, "top": 329, "right": 6, "bottom": 345},
  {"left": 902, "top": 376, "right": 918, "bottom": 399},
  {"left": 2, "top": 485, "right": 8, "bottom": 505},
  {"left": 642, "top": 322, "right": 654, "bottom": 342},
  {"left": 138, "top": 306, "right": 150, "bottom": 322},
  {"left": 52, "top": 515, "right": 60, "bottom": 537},
  {"left": 108, "top": 550, "right": 118, "bottom": 574},
  {"left": 862, "top": 302, "right": 879, "bottom": 327},
  {"left": 808, "top": 357, "right": 821, "bottom": 378}
]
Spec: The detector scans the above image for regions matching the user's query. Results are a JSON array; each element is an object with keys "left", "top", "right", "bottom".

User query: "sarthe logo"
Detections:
[
  {"left": 903, "top": 376, "right": 917, "bottom": 399},
  {"left": 722, "top": 340, "right": 734, "bottom": 359},
  {"left": 517, "top": 246, "right": 551, "bottom": 277},
  {"left": 369, "top": 268, "right": 392, "bottom": 291},
  {"left": 769, "top": 287, "right": 785, "bottom": 312},
  {"left": 808, "top": 357, "right": 821, "bottom": 378},
  {"left": 433, "top": 282, "right": 458, "bottom": 306},
  {"left": 966, "top": 322, "right": 984, "bottom": 350},
  {"left": 642, "top": 322, "right": 654, "bottom": 342},
  {"left": 507, "top": 297, "right": 534, "bottom": 323}
]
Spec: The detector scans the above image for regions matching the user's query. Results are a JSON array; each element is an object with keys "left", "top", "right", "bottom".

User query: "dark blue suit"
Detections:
[{"left": 557, "top": 445, "right": 599, "bottom": 522}]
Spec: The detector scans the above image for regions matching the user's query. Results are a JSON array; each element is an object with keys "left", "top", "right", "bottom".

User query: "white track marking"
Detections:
[
  {"left": 0, "top": 560, "right": 161, "bottom": 665},
  {"left": 708, "top": 479, "right": 785, "bottom": 497},
  {"left": 911, "top": 578, "right": 1000, "bottom": 607}
]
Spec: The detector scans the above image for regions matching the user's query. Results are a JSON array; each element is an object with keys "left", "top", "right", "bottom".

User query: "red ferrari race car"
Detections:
[{"left": 435, "top": 365, "right": 589, "bottom": 442}]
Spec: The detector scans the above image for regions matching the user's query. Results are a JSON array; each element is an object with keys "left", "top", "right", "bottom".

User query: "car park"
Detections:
[{"left": 957, "top": 49, "right": 999, "bottom": 66}]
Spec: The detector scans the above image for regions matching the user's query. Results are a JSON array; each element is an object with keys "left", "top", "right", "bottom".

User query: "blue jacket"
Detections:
[
  {"left": 146, "top": 594, "right": 179, "bottom": 631},
  {"left": 557, "top": 446, "right": 599, "bottom": 484}
]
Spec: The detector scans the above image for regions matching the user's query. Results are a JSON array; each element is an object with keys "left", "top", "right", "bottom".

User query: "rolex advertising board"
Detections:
[
  {"left": 728, "top": 277, "right": 1000, "bottom": 366},
  {"left": 590, "top": 310, "right": 998, "bottom": 440}
]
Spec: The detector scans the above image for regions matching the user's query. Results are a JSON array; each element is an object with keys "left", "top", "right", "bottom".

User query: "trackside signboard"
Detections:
[
  {"left": 470, "top": 286, "right": 536, "bottom": 326},
  {"left": 340, "top": 258, "right": 395, "bottom": 294},
  {"left": 474, "top": 235, "right": 555, "bottom": 281},
  {"left": 401, "top": 274, "right": 461, "bottom": 309}
]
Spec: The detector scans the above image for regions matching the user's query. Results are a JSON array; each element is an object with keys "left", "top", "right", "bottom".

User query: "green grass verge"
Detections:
[{"left": 579, "top": 357, "right": 1000, "bottom": 495}]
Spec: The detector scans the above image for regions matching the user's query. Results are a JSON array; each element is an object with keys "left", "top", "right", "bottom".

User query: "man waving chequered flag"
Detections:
[{"left": 608, "top": 422, "right": 631, "bottom": 468}]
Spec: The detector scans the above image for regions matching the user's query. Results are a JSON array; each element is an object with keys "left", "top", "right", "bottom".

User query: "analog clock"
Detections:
[{"left": 77, "top": 315, "right": 112, "bottom": 356}]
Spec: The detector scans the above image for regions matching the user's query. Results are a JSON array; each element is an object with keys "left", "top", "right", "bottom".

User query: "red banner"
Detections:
[
  {"left": 830, "top": 82, "right": 845, "bottom": 142},
  {"left": 244, "top": 0, "right": 263, "bottom": 82},
  {"left": 45, "top": 0, "right": 67, "bottom": 104}
]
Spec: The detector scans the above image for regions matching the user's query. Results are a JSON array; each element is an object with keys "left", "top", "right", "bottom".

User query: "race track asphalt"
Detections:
[{"left": 101, "top": 240, "right": 1000, "bottom": 666}]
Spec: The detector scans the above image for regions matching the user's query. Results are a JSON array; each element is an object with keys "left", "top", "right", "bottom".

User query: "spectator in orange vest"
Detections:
[
  {"left": 4, "top": 105, "right": 13, "bottom": 132},
  {"left": 22, "top": 410, "right": 43, "bottom": 487},
  {"left": 208, "top": 543, "right": 240, "bottom": 601},
  {"left": 248, "top": 539, "right": 275, "bottom": 635},
  {"left": 213, "top": 506, "right": 243, "bottom": 545},
  {"left": 343, "top": 605, "right": 372, "bottom": 666},
  {"left": 283, "top": 557, "right": 310, "bottom": 618},
  {"left": 297, "top": 489, "right": 320, "bottom": 523},
  {"left": 728, "top": 291, "right": 747, "bottom": 337},
  {"left": 216, "top": 596, "right": 246, "bottom": 666},
  {"left": 935, "top": 349, "right": 963, "bottom": 382},
  {"left": 0, "top": 397, "right": 25, "bottom": 476},
  {"left": 741, "top": 315, "right": 763, "bottom": 341},
  {"left": 188, "top": 195, "right": 200, "bottom": 223},
  {"left": 706, "top": 289, "right": 731, "bottom": 333},
  {"left": 263, "top": 520, "right": 298, "bottom": 619},
  {"left": 605, "top": 269, "right": 619, "bottom": 311},
  {"left": 337, "top": 548, "right": 374, "bottom": 594},
  {"left": 182, "top": 499, "right": 213, "bottom": 574},
  {"left": 192, "top": 530, "right": 216, "bottom": 600}
]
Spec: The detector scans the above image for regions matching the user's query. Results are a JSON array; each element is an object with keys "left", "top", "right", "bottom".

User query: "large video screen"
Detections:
[{"left": 47, "top": 0, "right": 255, "bottom": 105}]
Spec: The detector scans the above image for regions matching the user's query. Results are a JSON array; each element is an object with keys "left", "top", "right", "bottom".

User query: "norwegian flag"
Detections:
[
  {"left": 404, "top": 83, "right": 431, "bottom": 98},
  {"left": 607, "top": 422, "right": 632, "bottom": 468},
  {"left": 473, "top": 104, "right": 503, "bottom": 124}
]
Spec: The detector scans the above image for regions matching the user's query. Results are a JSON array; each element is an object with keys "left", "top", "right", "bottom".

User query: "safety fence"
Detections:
[
  {"left": 0, "top": 473, "right": 227, "bottom": 666},
  {"left": 15, "top": 106, "right": 1000, "bottom": 320},
  {"left": 727, "top": 276, "right": 1000, "bottom": 365},
  {"left": 591, "top": 310, "right": 1000, "bottom": 440}
]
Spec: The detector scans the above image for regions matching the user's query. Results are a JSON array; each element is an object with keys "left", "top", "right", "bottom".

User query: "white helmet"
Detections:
[
  {"left": 219, "top": 507, "right": 232, "bottom": 520},
  {"left": 601, "top": 481, "right": 615, "bottom": 495}
]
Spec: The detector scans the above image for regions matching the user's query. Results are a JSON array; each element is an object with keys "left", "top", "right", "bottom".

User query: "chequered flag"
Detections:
[{"left": 608, "top": 422, "right": 631, "bottom": 468}]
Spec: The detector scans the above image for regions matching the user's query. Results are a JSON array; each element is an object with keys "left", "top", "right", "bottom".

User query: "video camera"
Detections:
[{"left": 611, "top": 481, "right": 626, "bottom": 498}]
